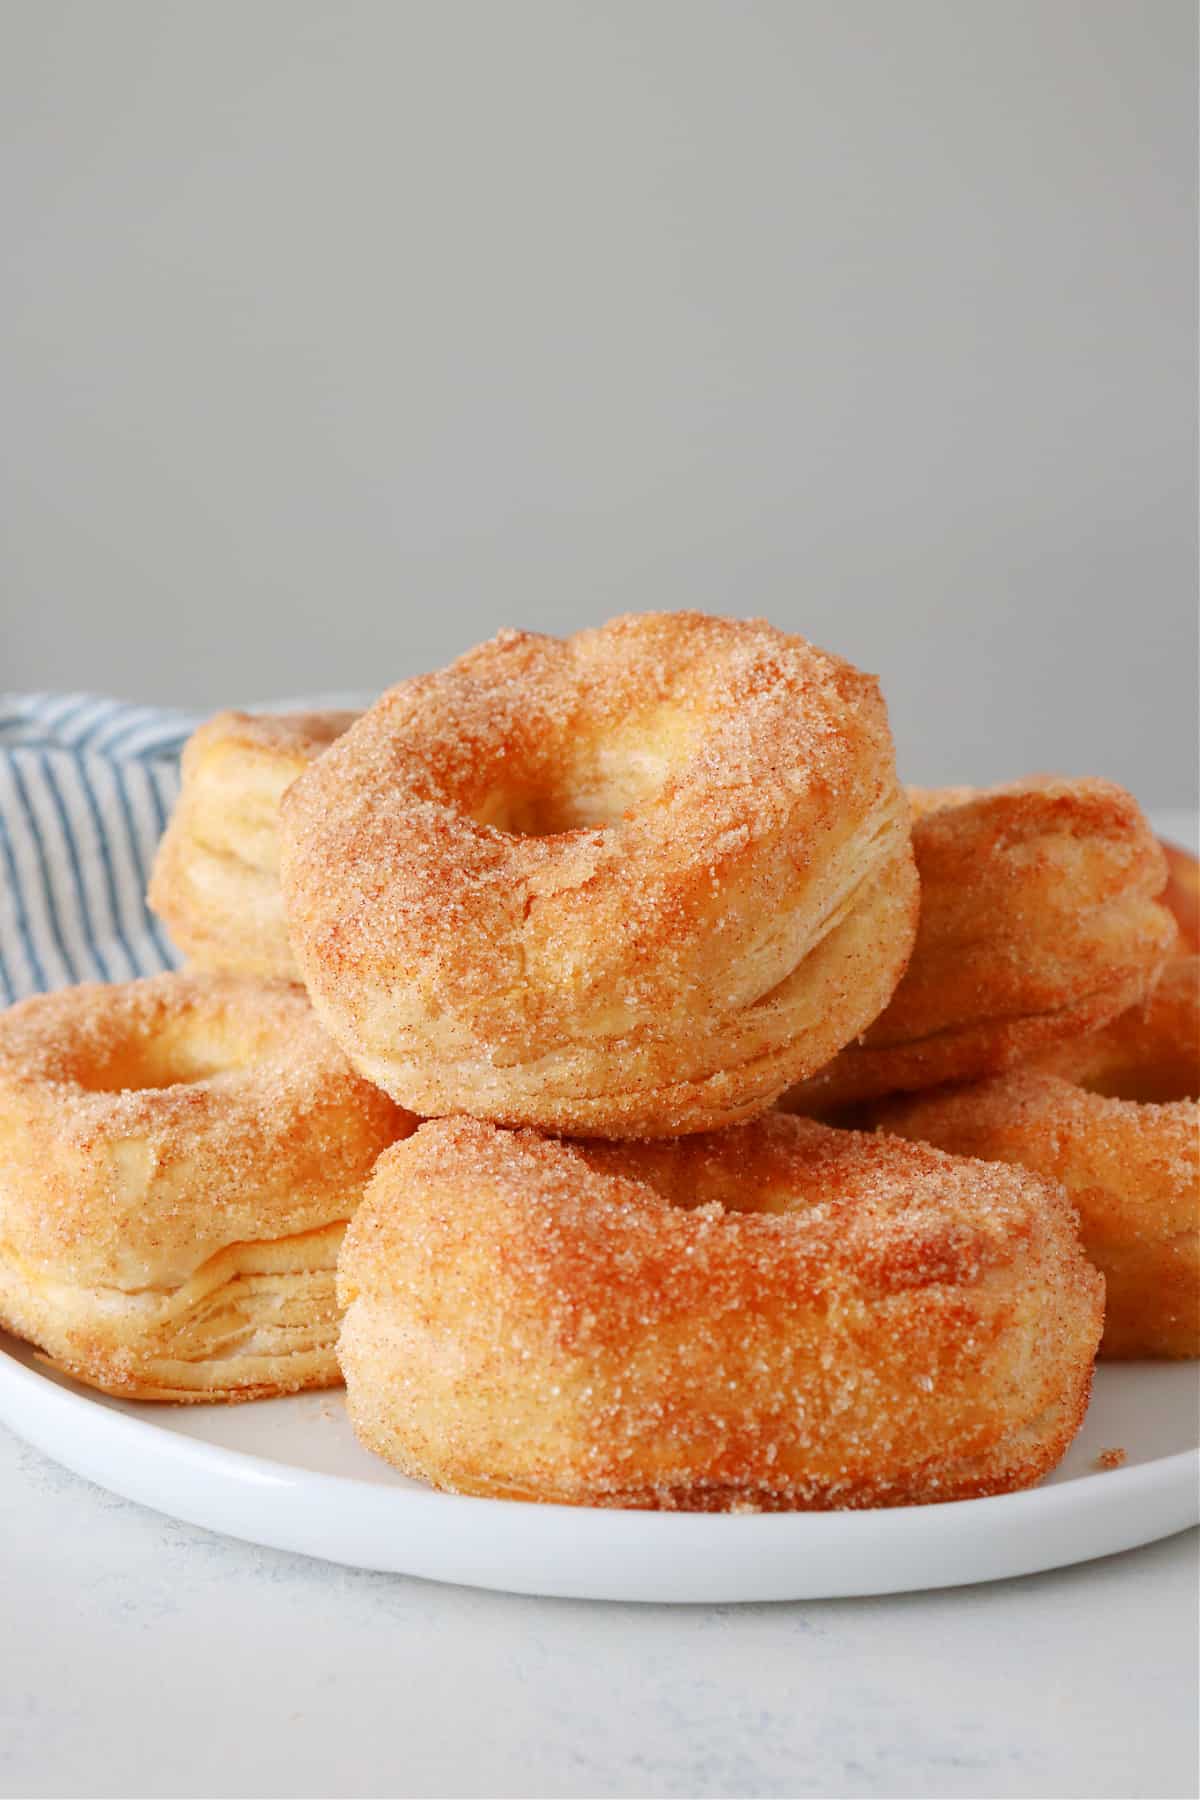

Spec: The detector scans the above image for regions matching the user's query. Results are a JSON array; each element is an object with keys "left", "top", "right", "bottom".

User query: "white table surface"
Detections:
[
  {"left": 2, "top": 1420, "right": 1196, "bottom": 1800},
  {"left": 5, "top": 809, "right": 1198, "bottom": 1800}
]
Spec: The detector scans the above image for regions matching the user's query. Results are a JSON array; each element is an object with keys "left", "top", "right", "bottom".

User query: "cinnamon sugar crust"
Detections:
[
  {"left": 280, "top": 613, "right": 918, "bottom": 1137},
  {"left": 1160, "top": 840, "right": 1199, "bottom": 952},
  {"left": 149, "top": 708, "right": 358, "bottom": 981},
  {"left": 783, "top": 775, "right": 1177, "bottom": 1114},
  {"left": 0, "top": 971, "right": 413, "bottom": 1398},
  {"left": 877, "top": 956, "right": 1200, "bottom": 1359},
  {"left": 337, "top": 1112, "right": 1103, "bottom": 1508}
]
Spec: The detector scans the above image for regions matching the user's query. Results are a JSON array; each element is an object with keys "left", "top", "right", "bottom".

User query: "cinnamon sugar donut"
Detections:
[
  {"left": 149, "top": 708, "right": 358, "bottom": 981},
  {"left": 337, "top": 1113, "right": 1103, "bottom": 1509},
  {"left": 0, "top": 972, "right": 412, "bottom": 1399},
  {"left": 280, "top": 614, "right": 918, "bottom": 1138},
  {"left": 876, "top": 956, "right": 1200, "bottom": 1359},
  {"left": 782, "top": 776, "right": 1176, "bottom": 1115}
]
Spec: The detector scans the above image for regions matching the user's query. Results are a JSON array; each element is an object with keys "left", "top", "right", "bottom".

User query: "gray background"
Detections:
[{"left": 2, "top": 0, "right": 1195, "bottom": 801}]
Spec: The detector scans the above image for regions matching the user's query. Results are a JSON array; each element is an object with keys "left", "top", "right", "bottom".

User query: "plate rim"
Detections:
[
  {"left": 6, "top": 1331, "right": 1199, "bottom": 1525},
  {"left": 3, "top": 1333, "right": 1197, "bottom": 1602}
]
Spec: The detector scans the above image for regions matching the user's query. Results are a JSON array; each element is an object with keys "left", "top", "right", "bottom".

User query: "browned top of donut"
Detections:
[
  {"left": 1031, "top": 953, "right": 1200, "bottom": 1103},
  {"left": 0, "top": 971, "right": 410, "bottom": 1287},
  {"left": 151, "top": 709, "right": 362, "bottom": 918},
  {"left": 869, "top": 775, "right": 1172, "bottom": 1049},
  {"left": 0, "top": 970, "right": 312, "bottom": 1099},
  {"left": 876, "top": 1065, "right": 1198, "bottom": 1253},
  {"left": 873, "top": 955, "right": 1198, "bottom": 1236},
  {"left": 183, "top": 708, "right": 361, "bottom": 770},
  {"left": 341, "top": 1109, "right": 1079, "bottom": 1344},
  {"left": 280, "top": 613, "right": 902, "bottom": 1040},
  {"left": 1160, "top": 841, "right": 1199, "bottom": 953}
]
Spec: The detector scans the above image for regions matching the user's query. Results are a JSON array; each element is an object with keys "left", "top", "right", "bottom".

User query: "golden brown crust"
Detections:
[
  {"left": 337, "top": 1113, "right": 1103, "bottom": 1508},
  {"left": 148, "top": 709, "right": 358, "bottom": 981},
  {"left": 875, "top": 957, "right": 1200, "bottom": 1359},
  {"left": 782, "top": 776, "right": 1177, "bottom": 1114},
  {"left": 0, "top": 971, "right": 413, "bottom": 1399},
  {"left": 280, "top": 613, "right": 918, "bottom": 1138},
  {"left": 1161, "top": 840, "right": 1200, "bottom": 952}
]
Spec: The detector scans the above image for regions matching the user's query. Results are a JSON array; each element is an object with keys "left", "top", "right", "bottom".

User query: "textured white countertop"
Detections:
[{"left": 2, "top": 1420, "right": 1196, "bottom": 1800}]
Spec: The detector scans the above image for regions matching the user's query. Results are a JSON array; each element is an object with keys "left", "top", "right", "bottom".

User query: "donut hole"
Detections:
[
  {"left": 578, "top": 1139, "right": 814, "bottom": 1218},
  {"left": 481, "top": 786, "right": 617, "bottom": 838},
  {"left": 476, "top": 710, "right": 702, "bottom": 839},
  {"left": 1077, "top": 1059, "right": 1199, "bottom": 1105},
  {"left": 73, "top": 1021, "right": 277, "bottom": 1092}
]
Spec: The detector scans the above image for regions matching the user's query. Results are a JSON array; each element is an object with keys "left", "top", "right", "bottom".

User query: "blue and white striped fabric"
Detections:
[{"left": 0, "top": 694, "right": 199, "bottom": 1005}]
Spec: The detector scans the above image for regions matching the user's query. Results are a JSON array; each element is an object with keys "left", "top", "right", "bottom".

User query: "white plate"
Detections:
[
  {"left": 1, "top": 1332, "right": 1195, "bottom": 1602},
  {"left": 4, "top": 806, "right": 1197, "bottom": 1600}
]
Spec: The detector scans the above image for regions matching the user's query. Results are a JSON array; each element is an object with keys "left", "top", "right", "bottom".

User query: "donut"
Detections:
[
  {"left": 337, "top": 1112, "right": 1104, "bottom": 1508},
  {"left": 875, "top": 956, "right": 1200, "bottom": 1359},
  {"left": 781, "top": 776, "right": 1176, "bottom": 1115},
  {"left": 0, "top": 971, "right": 412, "bottom": 1400},
  {"left": 149, "top": 708, "right": 358, "bottom": 981},
  {"left": 279, "top": 613, "right": 919, "bottom": 1138},
  {"left": 1161, "top": 840, "right": 1199, "bottom": 952}
]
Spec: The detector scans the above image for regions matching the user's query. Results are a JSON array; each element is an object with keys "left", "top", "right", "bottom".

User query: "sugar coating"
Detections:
[
  {"left": 0, "top": 970, "right": 413, "bottom": 1399},
  {"left": 278, "top": 612, "right": 918, "bottom": 1137},
  {"left": 783, "top": 774, "right": 1178, "bottom": 1114},
  {"left": 149, "top": 707, "right": 359, "bottom": 980},
  {"left": 1160, "top": 839, "right": 1200, "bottom": 951},
  {"left": 337, "top": 1112, "right": 1104, "bottom": 1510},
  {"left": 878, "top": 955, "right": 1200, "bottom": 1359}
]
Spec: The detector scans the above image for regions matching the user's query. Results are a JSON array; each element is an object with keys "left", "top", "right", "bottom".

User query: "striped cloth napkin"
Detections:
[
  {"left": 3, "top": 693, "right": 1192, "bottom": 1015},
  {"left": 0, "top": 694, "right": 198, "bottom": 1005}
]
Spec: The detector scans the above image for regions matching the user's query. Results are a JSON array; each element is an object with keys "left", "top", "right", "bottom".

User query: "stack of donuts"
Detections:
[{"left": 2, "top": 613, "right": 1195, "bottom": 1510}]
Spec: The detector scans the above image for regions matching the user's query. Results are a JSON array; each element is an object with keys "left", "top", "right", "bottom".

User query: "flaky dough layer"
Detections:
[
  {"left": 281, "top": 613, "right": 918, "bottom": 1137},
  {"left": 876, "top": 956, "right": 1199, "bottom": 1359},
  {"left": 337, "top": 1113, "right": 1103, "bottom": 1508},
  {"left": 0, "top": 971, "right": 412, "bottom": 1399},
  {"left": 149, "top": 709, "right": 358, "bottom": 981},
  {"left": 782, "top": 776, "right": 1176, "bottom": 1114}
]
